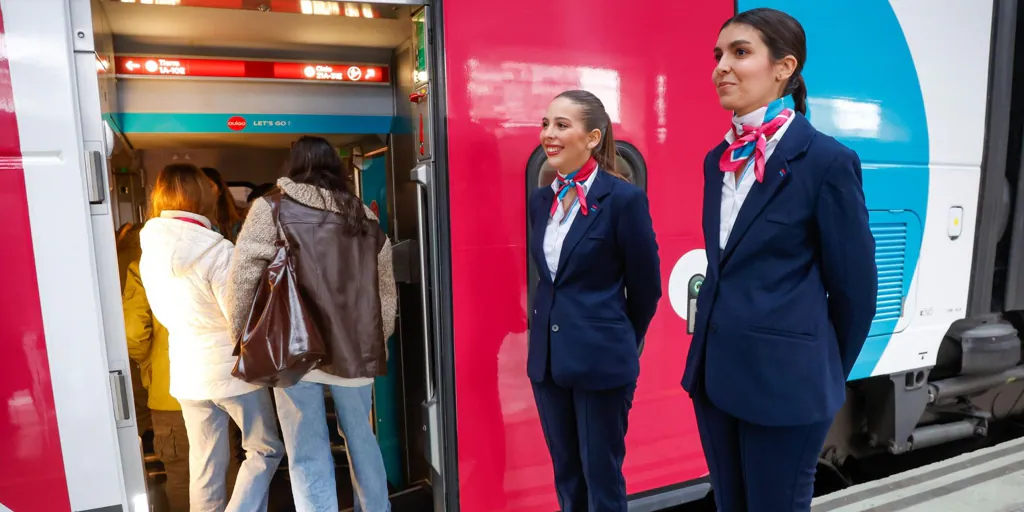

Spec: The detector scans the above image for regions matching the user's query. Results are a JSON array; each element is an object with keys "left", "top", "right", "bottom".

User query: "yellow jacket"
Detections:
[{"left": 123, "top": 261, "right": 180, "bottom": 411}]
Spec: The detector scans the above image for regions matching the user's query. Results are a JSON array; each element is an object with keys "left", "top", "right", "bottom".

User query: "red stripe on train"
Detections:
[{"left": 0, "top": 6, "right": 73, "bottom": 511}]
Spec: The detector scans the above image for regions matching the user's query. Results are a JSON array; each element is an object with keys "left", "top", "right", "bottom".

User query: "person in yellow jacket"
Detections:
[
  {"left": 117, "top": 223, "right": 152, "bottom": 437},
  {"left": 124, "top": 259, "right": 191, "bottom": 511}
]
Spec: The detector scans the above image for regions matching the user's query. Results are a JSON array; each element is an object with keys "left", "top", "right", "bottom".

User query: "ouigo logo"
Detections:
[{"left": 227, "top": 116, "right": 247, "bottom": 131}]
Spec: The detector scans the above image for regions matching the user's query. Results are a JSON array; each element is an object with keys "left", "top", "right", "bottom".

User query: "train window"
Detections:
[{"left": 525, "top": 141, "right": 648, "bottom": 328}]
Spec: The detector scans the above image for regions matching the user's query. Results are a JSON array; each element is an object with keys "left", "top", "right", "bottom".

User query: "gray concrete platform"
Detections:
[{"left": 811, "top": 436, "right": 1024, "bottom": 512}]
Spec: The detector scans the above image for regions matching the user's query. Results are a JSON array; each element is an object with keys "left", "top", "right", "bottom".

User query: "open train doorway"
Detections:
[{"left": 92, "top": 1, "right": 445, "bottom": 510}]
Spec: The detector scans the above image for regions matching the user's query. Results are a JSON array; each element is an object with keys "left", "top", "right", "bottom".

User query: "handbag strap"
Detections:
[{"left": 264, "top": 192, "right": 288, "bottom": 248}]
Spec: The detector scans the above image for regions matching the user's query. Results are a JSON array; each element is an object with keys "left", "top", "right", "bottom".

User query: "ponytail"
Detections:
[
  {"left": 593, "top": 120, "right": 628, "bottom": 181},
  {"left": 787, "top": 74, "right": 808, "bottom": 115}
]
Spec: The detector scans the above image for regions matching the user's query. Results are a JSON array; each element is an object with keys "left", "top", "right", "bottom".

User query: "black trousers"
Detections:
[
  {"left": 692, "top": 390, "right": 832, "bottom": 512},
  {"left": 532, "top": 377, "right": 636, "bottom": 512}
]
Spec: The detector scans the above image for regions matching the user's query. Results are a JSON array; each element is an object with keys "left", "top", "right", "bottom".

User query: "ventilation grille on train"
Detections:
[{"left": 871, "top": 222, "right": 908, "bottom": 322}]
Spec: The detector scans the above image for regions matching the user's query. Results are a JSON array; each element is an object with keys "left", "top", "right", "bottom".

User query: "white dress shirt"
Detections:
[
  {"left": 544, "top": 167, "right": 601, "bottom": 280},
  {"left": 719, "top": 106, "right": 795, "bottom": 250}
]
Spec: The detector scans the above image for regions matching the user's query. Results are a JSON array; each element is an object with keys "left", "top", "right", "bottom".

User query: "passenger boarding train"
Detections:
[{"left": 1, "top": 0, "right": 1023, "bottom": 510}]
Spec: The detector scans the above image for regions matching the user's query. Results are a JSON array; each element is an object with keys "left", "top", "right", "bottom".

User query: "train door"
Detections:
[
  {"left": 89, "top": 1, "right": 455, "bottom": 508},
  {"left": 0, "top": 0, "right": 147, "bottom": 510},
  {"left": 389, "top": 6, "right": 459, "bottom": 508}
]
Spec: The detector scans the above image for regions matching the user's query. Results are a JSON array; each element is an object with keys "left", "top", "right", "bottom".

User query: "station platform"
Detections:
[{"left": 811, "top": 436, "right": 1024, "bottom": 512}]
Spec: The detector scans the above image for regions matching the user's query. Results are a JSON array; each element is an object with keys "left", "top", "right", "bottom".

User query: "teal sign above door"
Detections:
[{"left": 119, "top": 113, "right": 394, "bottom": 134}]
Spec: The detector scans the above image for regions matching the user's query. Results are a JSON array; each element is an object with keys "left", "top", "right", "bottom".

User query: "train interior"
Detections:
[{"left": 93, "top": 1, "right": 436, "bottom": 510}]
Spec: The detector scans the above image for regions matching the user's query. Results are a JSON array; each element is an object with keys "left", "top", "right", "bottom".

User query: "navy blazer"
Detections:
[
  {"left": 528, "top": 171, "right": 662, "bottom": 391},
  {"left": 681, "top": 114, "right": 878, "bottom": 427}
]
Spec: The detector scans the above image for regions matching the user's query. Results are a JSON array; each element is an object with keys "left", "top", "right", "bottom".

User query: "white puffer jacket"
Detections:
[{"left": 139, "top": 210, "right": 260, "bottom": 401}]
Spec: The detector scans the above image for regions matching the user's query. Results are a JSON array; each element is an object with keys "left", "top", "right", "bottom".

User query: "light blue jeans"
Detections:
[
  {"left": 178, "top": 388, "right": 284, "bottom": 512},
  {"left": 274, "top": 381, "right": 391, "bottom": 512}
]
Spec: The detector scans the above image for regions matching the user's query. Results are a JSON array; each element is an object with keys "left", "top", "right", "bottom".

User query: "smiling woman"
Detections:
[
  {"left": 527, "top": 89, "right": 662, "bottom": 512},
  {"left": 540, "top": 90, "right": 621, "bottom": 179}
]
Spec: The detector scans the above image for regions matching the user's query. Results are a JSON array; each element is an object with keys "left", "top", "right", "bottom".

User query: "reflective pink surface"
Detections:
[
  {"left": 0, "top": 7, "right": 72, "bottom": 511},
  {"left": 443, "top": 2, "right": 734, "bottom": 510}
]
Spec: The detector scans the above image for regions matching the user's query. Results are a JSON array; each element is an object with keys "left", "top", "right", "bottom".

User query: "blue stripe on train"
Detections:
[{"left": 738, "top": 1, "right": 930, "bottom": 380}]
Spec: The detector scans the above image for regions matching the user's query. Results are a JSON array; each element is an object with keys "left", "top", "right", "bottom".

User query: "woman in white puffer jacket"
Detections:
[{"left": 139, "top": 163, "right": 283, "bottom": 512}]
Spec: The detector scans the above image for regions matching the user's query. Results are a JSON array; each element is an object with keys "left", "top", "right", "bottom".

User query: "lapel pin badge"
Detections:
[
  {"left": 590, "top": 204, "right": 598, "bottom": 212},
  {"left": 779, "top": 168, "right": 788, "bottom": 178}
]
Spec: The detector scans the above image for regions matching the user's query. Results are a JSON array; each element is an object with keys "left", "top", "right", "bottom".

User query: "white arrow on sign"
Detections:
[{"left": 125, "top": 60, "right": 141, "bottom": 71}]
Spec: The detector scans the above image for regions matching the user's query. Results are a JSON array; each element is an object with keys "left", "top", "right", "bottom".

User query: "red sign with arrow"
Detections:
[{"left": 115, "top": 56, "right": 389, "bottom": 84}]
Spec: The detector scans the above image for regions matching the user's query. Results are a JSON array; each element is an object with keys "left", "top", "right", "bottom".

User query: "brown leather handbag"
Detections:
[{"left": 231, "top": 194, "right": 327, "bottom": 387}]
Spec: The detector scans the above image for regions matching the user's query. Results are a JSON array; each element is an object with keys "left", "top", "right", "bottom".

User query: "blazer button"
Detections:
[{"left": 552, "top": 325, "right": 560, "bottom": 332}]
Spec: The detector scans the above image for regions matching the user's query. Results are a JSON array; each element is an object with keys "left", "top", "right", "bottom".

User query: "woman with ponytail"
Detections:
[
  {"left": 681, "top": 8, "right": 878, "bottom": 510},
  {"left": 527, "top": 90, "right": 661, "bottom": 511}
]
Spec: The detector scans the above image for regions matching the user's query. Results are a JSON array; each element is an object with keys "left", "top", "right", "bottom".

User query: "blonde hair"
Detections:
[{"left": 149, "top": 163, "right": 218, "bottom": 220}]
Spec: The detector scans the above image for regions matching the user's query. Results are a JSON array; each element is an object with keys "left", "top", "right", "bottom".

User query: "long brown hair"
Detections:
[
  {"left": 288, "top": 136, "right": 376, "bottom": 236},
  {"left": 202, "top": 167, "right": 241, "bottom": 241},
  {"left": 553, "top": 90, "right": 626, "bottom": 180},
  {"left": 149, "top": 163, "right": 218, "bottom": 220}
]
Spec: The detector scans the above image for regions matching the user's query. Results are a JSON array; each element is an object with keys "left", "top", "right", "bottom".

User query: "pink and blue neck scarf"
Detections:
[
  {"left": 720, "top": 95, "right": 794, "bottom": 183},
  {"left": 550, "top": 157, "right": 598, "bottom": 224}
]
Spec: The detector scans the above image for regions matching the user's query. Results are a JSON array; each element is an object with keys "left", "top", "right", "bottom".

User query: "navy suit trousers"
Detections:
[
  {"left": 693, "top": 389, "right": 832, "bottom": 512},
  {"left": 532, "top": 377, "right": 637, "bottom": 512}
]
